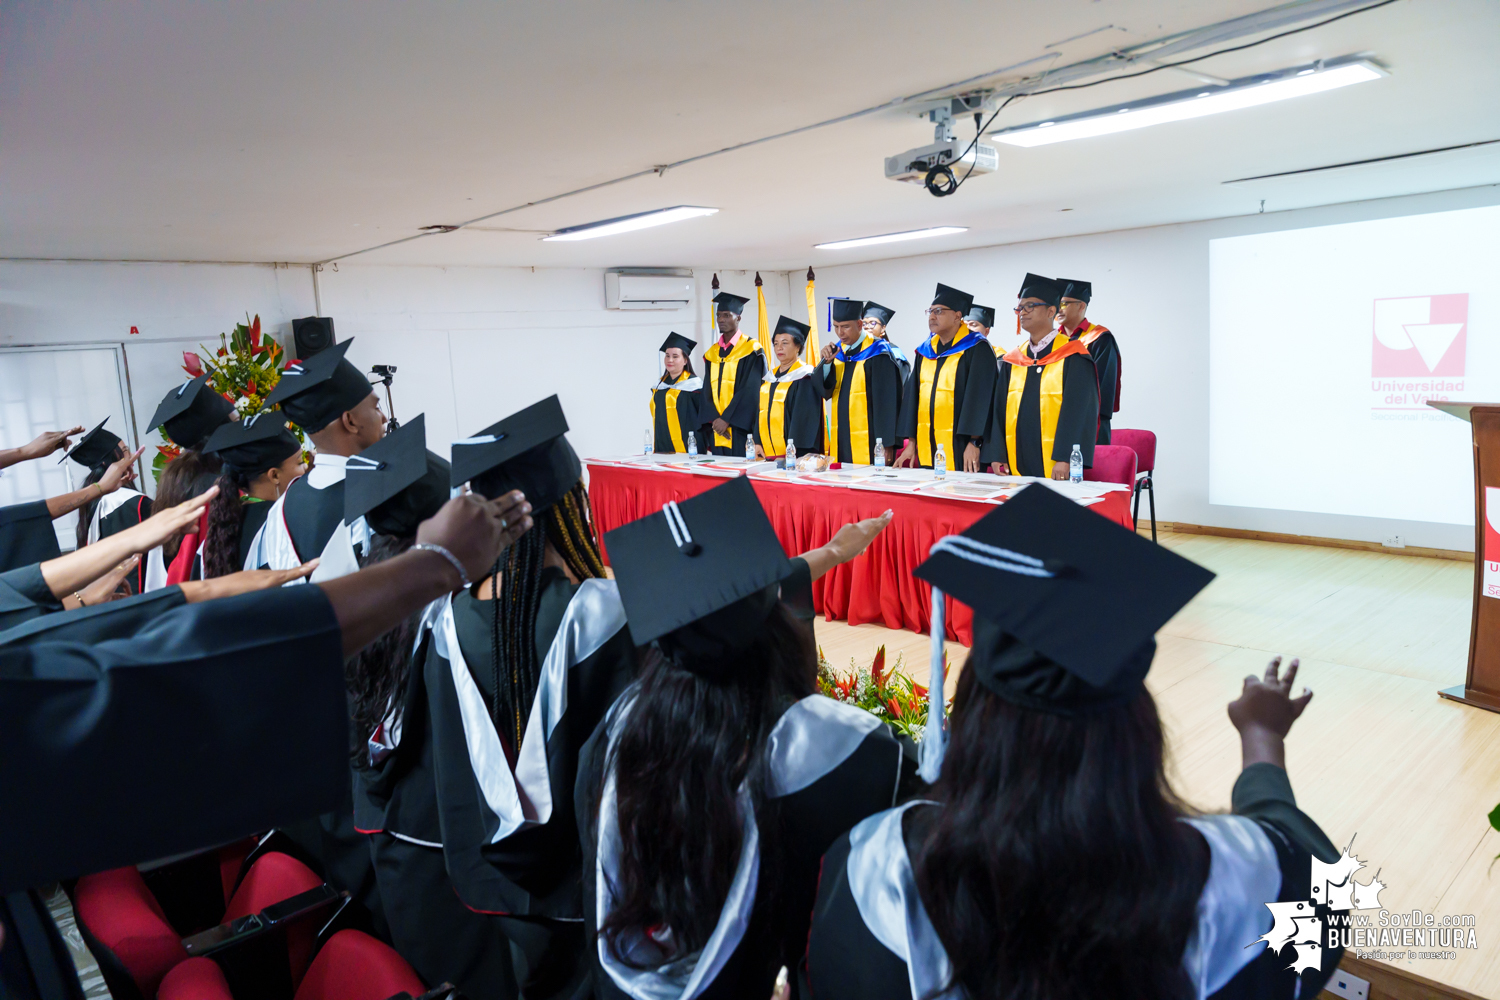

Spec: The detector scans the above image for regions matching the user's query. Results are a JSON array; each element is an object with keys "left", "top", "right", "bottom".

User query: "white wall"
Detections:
[{"left": 810, "top": 184, "right": 1500, "bottom": 552}]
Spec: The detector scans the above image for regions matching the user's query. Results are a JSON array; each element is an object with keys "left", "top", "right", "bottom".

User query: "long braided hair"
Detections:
[
  {"left": 347, "top": 533, "right": 422, "bottom": 765},
  {"left": 201, "top": 467, "right": 254, "bottom": 578},
  {"left": 485, "top": 480, "right": 606, "bottom": 748}
]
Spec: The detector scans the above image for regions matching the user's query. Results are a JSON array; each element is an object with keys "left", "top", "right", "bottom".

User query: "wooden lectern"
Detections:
[{"left": 1428, "top": 401, "right": 1500, "bottom": 712}]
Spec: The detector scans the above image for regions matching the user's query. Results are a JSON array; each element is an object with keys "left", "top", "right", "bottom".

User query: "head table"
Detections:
[{"left": 582, "top": 457, "right": 1136, "bottom": 646}]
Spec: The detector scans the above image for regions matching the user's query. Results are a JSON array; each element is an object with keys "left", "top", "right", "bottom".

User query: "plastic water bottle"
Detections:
[
  {"left": 1070, "top": 444, "right": 1083, "bottom": 483},
  {"left": 745, "top": 434, "right": 756, "bottom": 462},
  {"left": 785, "top": 438, "right": 797, "bottom": 470},
  {"left": 687, "top": 432, "right": 698, "bottom": 457},
  {"left": 644, "top": 427, "right": 653, "bottom": 456},
  {"left": 873, "top": 437, "right": 885, "bottom": 468},
  {"left": 934, "top": 443, "right": 947, "bottom": 479}
]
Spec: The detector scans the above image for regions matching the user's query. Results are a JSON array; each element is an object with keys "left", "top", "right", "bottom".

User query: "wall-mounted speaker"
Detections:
[{"left": 291, "top": 316, "right": 336, "bottom": 360}]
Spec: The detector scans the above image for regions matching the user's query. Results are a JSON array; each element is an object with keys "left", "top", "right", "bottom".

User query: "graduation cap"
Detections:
[
  {"left": 915, "top": 484, "right": 1214, "bottom": 715},
  {"left": 660, "top": 332, "right": 695, "bottom": 355},
  {"left": 61, "top": 417, "right": 122, "bottom": 470},
  {"left": 930, "top": 283, "right": 974, "bottom": 314},
  {"left": 1018, "top": 272, "right": 1063, "bottom": 307},
  {"left": 712, "top": 291, "right": 749, "bottom": 316},
  {"left": 146, "top": 375, "right": 235, "bottom": 449},
  {"left": 830, "top": 298, "right": 864, "bottom": 323},
  {"left": 862, "top": 301, "right": 895, "bottom": 326},
  {"left": 201, "top": 411, "right": 301, "bottom": 478},
  {"left": 262, "top": 339, "right": 374, "bottom": 433},
  {"left": 451, "top": 395, "right": 581, "bottom": 514},
  {"left": 772, "top": 315, "right": 811, "bottom": 349},
  {"left": 966, "top": 304, "right": 996, "bottom": 328},
  {"left": 344, "top": 413, "right": 452, "bottom": 537},
  {"left": 605, "top": 475, "right": 794, "bottom": 669},
  {"left": 1058, "top": 278, "right": 1092, "bottom": 303}
]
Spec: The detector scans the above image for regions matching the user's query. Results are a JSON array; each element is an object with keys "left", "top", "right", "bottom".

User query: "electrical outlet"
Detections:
[
  {"left": 1325, "top": 968, "right": 1370, "bottom": 999},
  {"left": 1383, "top": 534, "right": 1406, "bottom": 548}
]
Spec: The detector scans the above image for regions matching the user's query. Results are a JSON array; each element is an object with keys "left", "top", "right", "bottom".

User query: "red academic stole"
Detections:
[{"left": 1000, "top": 337, "right": 1091, "bottom": 368}]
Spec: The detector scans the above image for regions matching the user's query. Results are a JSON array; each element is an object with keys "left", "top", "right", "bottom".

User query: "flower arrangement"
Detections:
[
  {"left": 153, "top": 314, "right": 304, "bottom": 482},
  {"left": 817, "top": 644, "right": 949, "bottom": 743}
]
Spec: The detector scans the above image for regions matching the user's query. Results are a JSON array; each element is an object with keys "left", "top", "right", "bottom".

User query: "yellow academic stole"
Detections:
[
  {"left": 1070, "top": 320, "right": 1110, "bottom": 347},
  {"left": 914, "top": 342, "right": 965, "bottom": 467},
  {"left": 827, "top": 334, "right": 876, "bottom": 464},
  {"left": 704, "top": 335, "right": 763, "bottom": 448},
  {"left": 757, "top": 362, "right": 811, "bottom": 456},
  {"left": 1001, "top": 338, "right": 1091, "bottom": 475},
  {"left": 649, "top": 372, "right": 699, "bottom": 452}
]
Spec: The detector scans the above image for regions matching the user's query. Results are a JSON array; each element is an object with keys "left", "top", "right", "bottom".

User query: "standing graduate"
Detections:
[
  {"left": 650, "top": 332, "right": 703, "bottom": 454},
  {"left": 983, "top": 274, "right": 1099, "bottom": 480},
  {"left": 965, "top": 303, "right": 996, "bottom": 341},
  {"left": 1058, "top": 278, "right": 1122, "bottom": 444},
  {"left": 699, "top": 291, "right": 766, "bottom": 456},
  {"left": 67, "top": 418, "right": 152, "bottom": 547},
  {"left": 579, "top": 476, "right": 898, "bottom": 1000},
  {"left": 252, "top": 339, "right": 385, "bottom": 571},
  {"left": 199, "top": 412, "right": 307, "bottom": 578},
  {"left": 819, "top": 299, "right": 901, "bottom": 466},
  {"left": 752, "top": 316, "right": 823, "bottom": 460},
  {"left": 862, "top": 301, "right": 910, "bottom": 387},
  {"left": 894, "top": 284, "right": 997, "bottom": 472},
  {"left": 428, "top": 396, "right": 635, "bottom": 1000},
  {"left": 805, "top": 485, "right": 1344, "bottom": 1000}
]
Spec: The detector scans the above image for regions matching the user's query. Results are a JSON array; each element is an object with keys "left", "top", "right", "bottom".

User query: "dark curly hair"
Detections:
[
  {"left": 200, "top": 467, "right": 254, "bottom": 578},
  {"left": 153, "top": 449, "right": 222, "bottom": 562}
]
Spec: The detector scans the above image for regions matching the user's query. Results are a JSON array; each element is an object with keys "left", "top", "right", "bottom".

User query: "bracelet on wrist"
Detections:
[{"left": 412, "top": 542, "right": 472, "bottom": 589}]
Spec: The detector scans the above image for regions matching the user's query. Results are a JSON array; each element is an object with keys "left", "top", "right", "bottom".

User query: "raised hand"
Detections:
[
  {"left": 97, "top": 446, "right": 146, "bottom": 493},
  {"left": 417, "top": 490, "right": 533, "bottom": 585},
  {"left": 179, "top": 561, "right": 320, "bottom": 602},
  {"left": 1227, "top": 656, "right": 1312, "bottom": 770},
  {"left": 25, "top": 427, "right": 85, "bottom": 459}
]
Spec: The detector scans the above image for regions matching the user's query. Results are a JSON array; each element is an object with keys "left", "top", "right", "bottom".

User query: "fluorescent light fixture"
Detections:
[
  {"left": 542, "top": 205, "right": 717, "bottom": 241},
  {"left": 815, "top": 226, "right": 968, "bottom": 250},
  {"left": 992, "top": 58, "right": 1385, "bottom": 148}
]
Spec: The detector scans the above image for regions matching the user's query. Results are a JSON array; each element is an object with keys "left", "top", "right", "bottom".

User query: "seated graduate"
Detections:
[
  {"left": 895, "top": 284, "right": 997, "bottom": 472},
  {"left": 253, "top": 339, "right": 386, "bottom": 570},
  {"left": 579, "top": 476, "right": 898, "bottom": 1000},
  {"left": 818, "top": 299, "right": 901, "bottom": 467},
  {"left": 1057, "top": 277, "right": 1122, "bottom": 444},
  {"left": 140, "top": 375, "right": 237, "bottom": 579},
  {"left": 805, "top": 485, "right": 1344, "bottom": 1000},
  {"left": 982, "top": 273, "right": 1099, "bottom": 481},
  {"left": 862, "top": 301, "right": 910, "bottom": 387},
  {"left": 199, "top": 412, "right": 307, "bottom": 578},
  {"left": 651, "top": 332, "right": 703, "bottom": 454},
  {"left": 0, "top": 487, "right": 531, "bottom": 993},
  {"left": 699, "top": 291, "right": 766, "bottom": 456},
  {"left": 426, "top": 395, "right": 633, "bottom": 1000},
  {"left": 752, "top": 316, "right": 823, "bottom": 460}
]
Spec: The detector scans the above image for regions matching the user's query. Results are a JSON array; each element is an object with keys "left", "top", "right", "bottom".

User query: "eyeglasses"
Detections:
[
  {"left": 925, "top": 307, "right": 956, "bottom": 317},
  {"left": 1013, "top": 301, "right": 1052, "bottom": 313}
]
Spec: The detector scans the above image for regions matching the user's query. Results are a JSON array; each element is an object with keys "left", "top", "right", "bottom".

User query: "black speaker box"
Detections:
[{"left": 291, "top": 316, "right": 336, "bottom": 359}]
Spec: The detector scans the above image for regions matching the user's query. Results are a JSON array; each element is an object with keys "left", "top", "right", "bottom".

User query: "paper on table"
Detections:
[
  {"left": 917, "top": 480, "right": 1012, "bottom": 502},
  {"left": 803, "top": 470, "right": 874, "bottom": 487}
]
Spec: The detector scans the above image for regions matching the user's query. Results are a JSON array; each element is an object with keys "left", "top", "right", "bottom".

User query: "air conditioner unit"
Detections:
[{"left": 604, "top": 271, "right": 693, "bottom": 310}]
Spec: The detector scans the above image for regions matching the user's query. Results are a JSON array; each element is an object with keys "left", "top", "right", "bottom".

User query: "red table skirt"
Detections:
[{"left": 585, "top": 463, "right": 1135, "bottom": 646}]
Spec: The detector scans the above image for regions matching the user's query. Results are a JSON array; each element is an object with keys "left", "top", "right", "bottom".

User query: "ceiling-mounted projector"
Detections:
[{"left": 884, "top": 139, "right": 999, "bottom": 185}]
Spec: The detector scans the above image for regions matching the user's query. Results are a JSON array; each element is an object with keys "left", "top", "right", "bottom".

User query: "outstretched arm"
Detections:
[
  {"left": 798, "top": 510, "right": 894, "bottom": 582},
  {"left": 45, "top": 446, "right": 144, "bottom": 519},
  {"left": 1, "top": 427, "right": 85, "bottom": 470},
  {"left": 1228, "top": 655, "right": 1312, "bottom": 771}
]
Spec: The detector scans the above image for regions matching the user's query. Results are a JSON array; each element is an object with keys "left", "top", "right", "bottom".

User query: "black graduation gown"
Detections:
[
  {"left": 95, "top": 490, "right": 152, "bottom": 541},
  {"left": 238, "top": 498, "right": 272, "bottom": 569},
  {"left": 280, "top": 475, "right": 347, "bottom": 563},
  {"left": 981, "top": 339, "right": 1099, "bottom": 478},
  {"left": 803, "top": 763, "right": 1345, "bottom": 1000},
  {"left": 897, "top": 335, "right": 998, "bottom": 470},
  {"left": 886, "top": 342, "right": 912, "bottom": 391},
  {"left": 427, "top": 573, "right": 636, "bottom": 1000},
  {"left": 577, "top": 690, "right": 904, "bottom": 1000},
  {"left": 1072, "top": 322, "right": 1121, "bottom": 444},
  {"left": 0, "top": 501, "right": 60, "bottom": 572},
  {"left": 651, "top": 374, "right": 704, "bottom": 454},
  {"left": 0, "top": 564, "right": 61, "bottom": 632},
  {"left": 752, "top": 365, "right": 825, "bottom": 458},
  {"left": 700, "top": 338, "right": 767, "bottom": 457},
  {"left": 0, "top": 586, "right": 185, "bottom": 648},
  {"left": 816, "top": 342, "right": 902, "bottom": 465}
]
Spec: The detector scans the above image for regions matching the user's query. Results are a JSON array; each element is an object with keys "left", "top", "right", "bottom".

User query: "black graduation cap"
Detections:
[
  {"left": 450, "top": 395, "right": 581, "bottom": 513},
  {"left": 773, "top": 315, "right": 810, "bottom": 348},
  {"left": 146, "top": 375, "right": 235, "bottom": 449},
  {"left": 1018, "top": 272, "right": 1063, "bottom": 307},
  {"left": 966, "top": 304, "right": 996, "bottom": 328},
  {"left": 262, "top": 339, "right": 374, "bottom": 433},
  {"left": 660, "top": 332, "right": 695, "bottom": 355},
  {"left": 930, "top": 283, "right": 974, "bottom": 314},
  {"left": 345, "top": 413, "right": 452, "bottom": 539},
  {"left": 1058, "top": 278, "right": 1092, "bottom": 303},
  {"left": 712, "top": 291, "right": 749, "bottom": 316},
  {"left": 61, "top": 417, "right": 122, "bottom": 469},
  {"left": 914, "top": 484, "right": 1214, "bottom": 714},
  {"left": 830, "top": 298, "right": 864, "bottom": 323},
  {"left": 862, "top": 301, "right": 895, "bottom": 325},
  {"left": 201, "top": 411, "right": 301, "bottom": 478},
  {"left": 605, "top": 476, "right": 795, "bottom": 667}
]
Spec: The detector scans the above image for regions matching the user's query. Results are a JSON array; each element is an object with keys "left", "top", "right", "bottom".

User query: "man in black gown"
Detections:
[
  {"left": 1056, "top": 278, "right": 1122, "bottom": 444},
  {"left": 818, "top": 299, "right": 901, "bottom": 466},
  {"left": 894, "top": 284, "right": 997, "bottom": 472},
  {"left": 698, "top": 291, "right": 766, "bottom": 456}
]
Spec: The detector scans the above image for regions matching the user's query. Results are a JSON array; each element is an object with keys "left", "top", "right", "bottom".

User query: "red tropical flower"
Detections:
[
  {"left": 249, "top": 315, "right": 261, "bottom": 350},
  {"left": 913, "top": 684, "right": 928, "bottom": 698},
  {"left": 246, "top": 379, "right": 257, "bottom": 395},
  {"left": 871, "top": 645, "right": 887, "bottom": 687},
  {"left": 886, "top": 696, "right": 902, "bottom": 718},
  {"left": 182, "top": 352, "right": 204, "bottom": 377}
]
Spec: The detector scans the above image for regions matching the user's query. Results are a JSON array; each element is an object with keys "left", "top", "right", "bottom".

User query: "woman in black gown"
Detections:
[
  {"left": 750, "top": 316, "right": 823, "bottom": 461},
  {"left": 650, "top": 332, "right": 703, "bottom": 455},
  {"left": 199, "top": 412, "right": 307, "bottom": 577}
]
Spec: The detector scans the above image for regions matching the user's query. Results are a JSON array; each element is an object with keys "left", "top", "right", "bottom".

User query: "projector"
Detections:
[{"left": 885, "top": 138, "right": 999, "bottom": 185}]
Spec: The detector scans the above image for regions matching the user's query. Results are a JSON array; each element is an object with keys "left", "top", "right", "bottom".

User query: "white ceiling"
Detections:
[{"left": 3, "top": 0, "right": 1497, "bottom": 269}]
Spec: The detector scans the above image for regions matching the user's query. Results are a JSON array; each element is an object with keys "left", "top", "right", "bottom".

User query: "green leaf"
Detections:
[{"left": 1489, "top": 801, "right": 1500, "bottom": 833}]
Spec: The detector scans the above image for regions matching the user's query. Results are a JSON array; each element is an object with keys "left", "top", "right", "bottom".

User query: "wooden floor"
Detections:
[{"left": 814, "top": 528, "right": 1500, "bottom": 998}]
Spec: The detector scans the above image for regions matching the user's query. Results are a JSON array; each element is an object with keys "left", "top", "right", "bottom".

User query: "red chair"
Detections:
[
  {"left": 222, "top": 851, "right": 327, "bottom": 987},
  {"left": 1110, "top": 429, "right": 1157, "bottom": 541},
  {"left": 294, "top": 930, "right": 426, "bottom": 1000},
  {"left": 159, "top": 957, "right": 235, "bottom": 1000},
  {"left": 1082, "top": 444, "right": 1137, "bottom": 488},
  {"left": 73, "top": 867, "right": 188, "bottom": 997}
]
